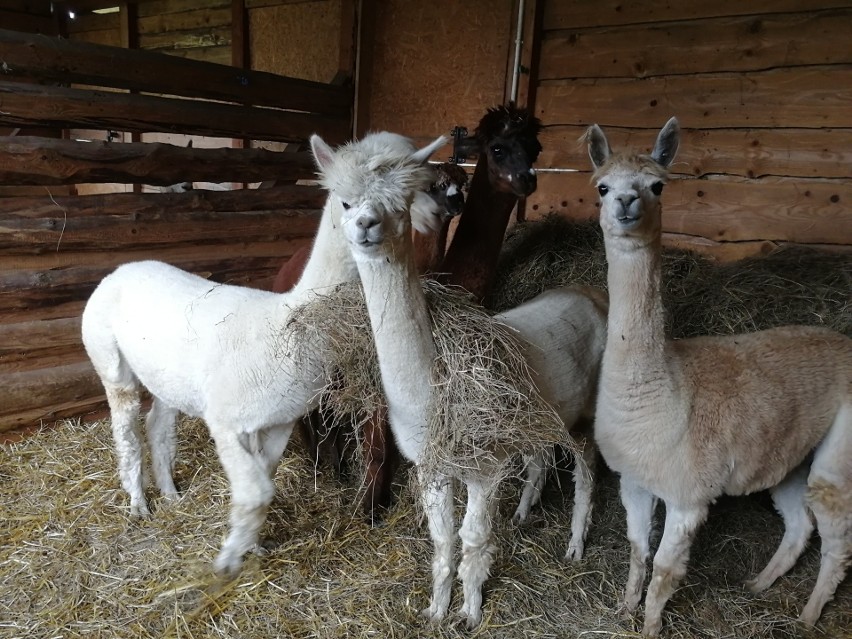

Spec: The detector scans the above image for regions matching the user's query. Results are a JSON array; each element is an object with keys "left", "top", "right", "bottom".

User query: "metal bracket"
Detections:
[{"left": 449, "top": 126, "right": 469, "bottom": 164}]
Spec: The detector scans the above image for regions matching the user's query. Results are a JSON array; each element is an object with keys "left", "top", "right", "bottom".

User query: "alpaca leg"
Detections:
[
  {"left": 458, "top": 477, "right": 498, "bottom": 628},
  {"left": 800, "top": 407, "right": 852, "bottom": 626},
  {"left": 512, "top": 450, "right": 548, "bottom": 524},
  {"left": 642, "top": 503, "right": 708, "bottom": 638},
  {"left": 620, "top": 477, "right": 656, "bottom": 613},
  {"left": 361, "top": 407, "right": 400, "bottom": 523},
  {"left": 211, "top": 427, "right": 278, "bottom": 576},
  {"left": 419, "top": 471, "right": 455, "bottom": 623},
  {"left": 566, "top": 435, "right": 597, "bottom": 561},
  {"left": 745, "top": 464, "right": 813, "bottom": 593},
  {"left": 252, "top": 422, "right": 295, "bottom": 478},
  {"left": 105, "top": 382, "right": 148, "bottom": 517},
  {"left": 145, "top": 397, "right": 179, "bottom": 499}
]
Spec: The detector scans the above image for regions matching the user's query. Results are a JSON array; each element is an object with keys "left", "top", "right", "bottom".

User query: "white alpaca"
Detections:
[
  {"left": 507, "top": 285, "right": 607, "bottom": 562},
  {"left": 322, "top": 132, "right": 608, "bottom": 626},
  {"left": 588, "top": 117, "right": 852, "bottom": 636},
  {"left": 81, "top": 131, "right": 446, "bottom": 575}
]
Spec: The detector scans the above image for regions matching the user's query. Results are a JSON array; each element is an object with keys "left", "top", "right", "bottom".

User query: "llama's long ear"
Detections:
[
  {"left": 651, "top": 117, "right": 680, "bottom": 168},
  {"left": 310, "top": 134, "right": 335, "bottom": 171},
  {"left": 411, "top": 135, "right": 449, "bottom": 165},
  {"left": 586, "top": 125, "right": 610, "bottom": 169}
]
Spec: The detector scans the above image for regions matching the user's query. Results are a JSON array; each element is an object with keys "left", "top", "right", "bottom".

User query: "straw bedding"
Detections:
[{"left": 2, "top": 417, "right": 848, "bottom": 639}]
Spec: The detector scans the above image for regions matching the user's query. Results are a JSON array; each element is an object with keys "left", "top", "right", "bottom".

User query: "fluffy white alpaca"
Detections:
[
  {"left": 81, "top": 131, "right": 446, "bottom": 575},
  {"left": 325, "top": 130, "right": 608, "bottom": 626},
  {"left": 504, "top": 285, "right": 608, "bottom": 560},
  {"left": 588, "top": 117, "right": 852, "bottom": 636}
]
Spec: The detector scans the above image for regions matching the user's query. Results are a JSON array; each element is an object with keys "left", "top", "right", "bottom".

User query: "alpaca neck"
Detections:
[
  {"left": 413, "top": 219, "right": 451, "bottom": 274},
  {"left": 355, "top": 237, "right": 435, "bottom": 463},
  {"left": 602, "top": 234, "right": 668, "bottom": 375},
  {"left": 291, "top": 200, "right": 357, "bottom": 298},
  {"left": 439, "top": 158, "right": 517, "bottom": 303}
]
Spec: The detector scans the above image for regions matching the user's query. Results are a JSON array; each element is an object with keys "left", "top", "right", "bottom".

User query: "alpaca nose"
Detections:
[
  {"left": 616, "top": 193, "right": 638, "bottom": 208},
  {"left": 356, "top": 213, "right": 380, "bottom": 230}
]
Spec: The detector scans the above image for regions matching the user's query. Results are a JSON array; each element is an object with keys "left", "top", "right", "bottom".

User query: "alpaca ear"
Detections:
[
  {"left": 411, "top": 135, "right": 449, "bottom": 165},
  {"left": 651, "top": 117, "right": 680, "bottom": 168},
  {"left": 586, "top": 125, "right": 610, "bottom": 169},
  {"left": 310, "top": 134, "right": 335, "bottom": 171}
]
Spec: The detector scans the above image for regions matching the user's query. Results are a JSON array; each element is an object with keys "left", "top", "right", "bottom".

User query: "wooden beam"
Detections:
[
  {"left": 0, "top": 137, "right": 317, "bottom": 186},
  {"left": 337, "top": 0, "right": 357, "bottom": 81},
  {"left": 0, "top": 80, "right": 350, "bottom": 144},
  {"left": 353, "top": 0, "right": 377, "bottom": 138},
  {"left": 0, "top": 28, "right": 352, "bottom": 116}
]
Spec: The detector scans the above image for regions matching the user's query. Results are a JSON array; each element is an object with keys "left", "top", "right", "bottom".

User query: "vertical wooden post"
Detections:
[
  {"left": 231, "top": 0, "right": 250, "bottom": 189},
  {"left": 353, "top": 0, "right": 377, "bottom": 139},
  {"left": 120, "top": 1, "right": 142, "bottom": 194}
]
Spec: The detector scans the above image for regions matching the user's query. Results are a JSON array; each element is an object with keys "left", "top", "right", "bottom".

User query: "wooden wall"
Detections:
[
  {"left": 526, "top": 0, "right": 852, "bottom": 260},
  {"left": 362, "top": 0, "right": 515, "bottom": 145},
  {"left": 0, "top": 2, "right": 353, "bottom": 431}
]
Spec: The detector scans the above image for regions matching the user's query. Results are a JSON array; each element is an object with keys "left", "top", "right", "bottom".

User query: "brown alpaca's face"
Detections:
[{"left": 484, "top": 132, "right": 542, "bottom": 197}]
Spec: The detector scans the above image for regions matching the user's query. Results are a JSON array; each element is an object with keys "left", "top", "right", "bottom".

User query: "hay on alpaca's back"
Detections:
[{"left": 286, "top": 280, "right": 570, "bottom": 480}]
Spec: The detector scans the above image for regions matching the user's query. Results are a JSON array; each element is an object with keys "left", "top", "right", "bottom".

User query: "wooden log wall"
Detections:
[
  {"left": 526, "top": 0, "right": 852, "bottom": 261},
  {"left": 0, "top": 7, "right": 352, "bottom": 431}
]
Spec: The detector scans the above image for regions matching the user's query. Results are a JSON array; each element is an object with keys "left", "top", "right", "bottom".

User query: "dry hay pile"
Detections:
[
  {"left": 287, "top": 279, "right": 572, "bottom": 480},
  {"left": 490, "top": 214, "right": 851, "bottom": 339},
  {"left": 2, "top": 417, "right": 849, "bottom": 638}
]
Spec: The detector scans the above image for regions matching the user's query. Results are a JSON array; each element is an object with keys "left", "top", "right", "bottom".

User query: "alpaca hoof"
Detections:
[
  {"left": 420, "top": 605, "right": 445, "bottom": 624},
  {"left": 618, "top": 596, "right": 640, "bottom": 619},
  {"left": 461, "top": 606, "right": 483, "bottom": 629},
  {"left": 564, "top": 541, "right": 584, "bottom": 562},
  {"left": 130, "top": 503, "right": 151, "bottom": 518},
  {"left": 642, "top": 616, "right": 662, "bottom": 637},
  {"left": 511, "top": 509, "right": 528, "bottom": 526},
  {"left": 213, "top": 550, "right": 244, "bottom": 578},
  {"left": 797, "top": 607, "right": 819, "bottom": 627},
  {"left": 744, "top": 576, "right": 771, "bottom": 594}
]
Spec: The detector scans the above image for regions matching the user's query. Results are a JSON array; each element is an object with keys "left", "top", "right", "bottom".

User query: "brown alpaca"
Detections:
[
  {"left": 439, "top": 103, "right": 543, "bottom": 304},
  {"left": 589, "top": 117, "right": 852, "bottom": 636}
]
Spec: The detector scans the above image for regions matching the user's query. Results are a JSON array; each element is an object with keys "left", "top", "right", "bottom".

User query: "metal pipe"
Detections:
[{"left": 509, "top": 0, "right": 526, "bottom": 104}]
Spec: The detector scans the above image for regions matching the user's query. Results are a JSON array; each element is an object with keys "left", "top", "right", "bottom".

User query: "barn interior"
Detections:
[{"left": 1, "top": 2, "right": 850, "bottom": 638}]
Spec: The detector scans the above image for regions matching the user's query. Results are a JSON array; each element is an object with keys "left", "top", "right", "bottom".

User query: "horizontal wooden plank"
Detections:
[
  {"left": 0, "top": 316, "right": 82, "bottom": 353},
  {"left": 1, "top": 343, "right": 87, "bottom": 374},
  {"left": 0, "top": 255, "right": 295, "bottom": 311},
  {"left": 157, "top": 44, "right": 232, "bottom": 66},
  {"left": 540, "top": 9, "right": 852, "bottom": 80},
  {"left": 0, "top": 9, "right": 56, "bottom": 34},
  {"left": 537, "top": 125, "right": 852, "bottom": 179},
  {"left": 0, "top": 184, "right": 324, "bottom": 218},
  {"left": 139, "top": 25, "right": 230, "bottom": 50},
  {"left": 138, "top": 0, "right": 230, "bottom": 18},
  {"left": 526, "top": 172, "right": 852, "bottom": 245},
  {"left": 0, "top": 28, "right": 352, "bottom": 116},
  {"left": 0, "top": 207, "right": 321, "bottom": 254},
  {"left": 2, "top": 360, "right": 100, "bottom": 418},
  {"left": 3, "top": 0, "right": 52, "bottom": 13},
  {"left": 0, "top": 361, "right": 102, "bottom": 430},
  {"left": 536, "top": 66, "right": 852, "bottom": 129},
  {"left": 137, "top": 6, "right": 232, "bottom": 34},
  {"left": 543, "top": 0, "right": 852, "bottom": 30},
  {"left": 0, "top": 137, "right": 316, "bottom": 186},
  {"left": 0, "top": 80, "right": 351, "bottom": 144},
  {"left": 68, "top": 27, "right": 122, "bottom": 48}
]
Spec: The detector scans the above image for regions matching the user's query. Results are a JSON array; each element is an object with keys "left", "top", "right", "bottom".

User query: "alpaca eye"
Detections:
[
  {"left": 651, "top": 181, "right": 664, "bottom": 196},
  {"left": 597, "top": 184, "right": 609, "bottom": 196},
  {"left": 341, "top": 201, "right": 351, "bottom": 210},
  {"left": 490, "top": 145, "right": 505, "bottom": 159}
]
